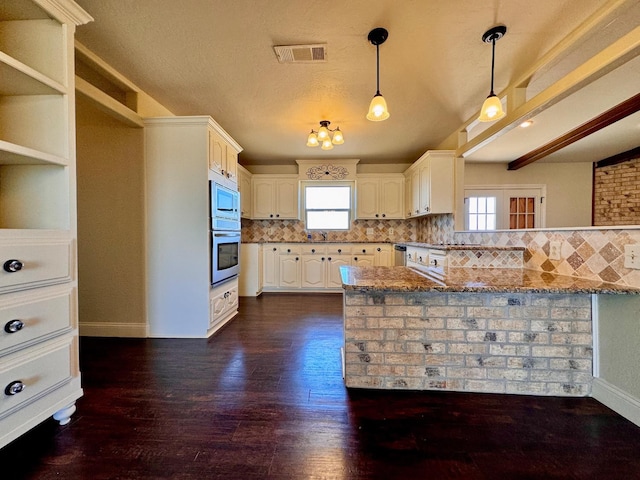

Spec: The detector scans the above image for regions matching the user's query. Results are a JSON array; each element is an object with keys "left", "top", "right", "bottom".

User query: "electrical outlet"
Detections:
[
  {"left": 366, "top": 228, "right": 374, "bottom": 236},
  {"left": 389, "top": 228, "right": 394, "bottom": 235},
  {"left": 624, "top": 245, "right": 640, "bottom": 269},
  {"left": 549, "top": 241, "right": 562, "bottom": 260}
]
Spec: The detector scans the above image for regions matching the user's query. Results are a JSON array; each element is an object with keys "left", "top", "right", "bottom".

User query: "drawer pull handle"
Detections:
[
  {"left": 3, "top": 260, "right": 23, "bottom": 273},
  {"left": 4, "top": 320, "right": 24, "bottom": 333},
  {"left": 5, "top": 381, "right": 25, "bottom": 396}
]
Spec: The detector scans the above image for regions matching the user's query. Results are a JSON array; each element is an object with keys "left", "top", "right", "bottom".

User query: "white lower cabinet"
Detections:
[
  {"left": 278, "top": 246, "right": 301, "bottom": 288},
  {"left": 244, "top": 243, "right": 392, "bottom": 293},
  {"left": 210, "top": 278, "right": 238, "bottom": 334}
]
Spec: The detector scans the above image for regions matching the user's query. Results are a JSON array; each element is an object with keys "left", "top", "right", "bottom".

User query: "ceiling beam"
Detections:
[
  {"left": 595, "top": 145, "right": 640, "bottom": 169},
  {"left": 507, "top": 92, "right": 640, "bottom": 170}
]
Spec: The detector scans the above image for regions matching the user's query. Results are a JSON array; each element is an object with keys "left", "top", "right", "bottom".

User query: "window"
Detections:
[
  {"left": 303, "top": 183, "right": 353, "bottom": 230},
  {"left": 464, "top": 186, "right": 545, "bottom": 230}
]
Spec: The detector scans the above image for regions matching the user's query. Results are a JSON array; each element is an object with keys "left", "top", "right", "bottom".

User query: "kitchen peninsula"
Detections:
[{"left": 340, "top": 264, "right": 640, "bottom": 397}]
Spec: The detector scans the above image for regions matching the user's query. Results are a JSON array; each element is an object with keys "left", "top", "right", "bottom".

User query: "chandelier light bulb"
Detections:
[
  {"left": 306, "top": 131, "right": 319, "bottom": 147},
  {"left": 321, "top": 138, "right": 334, "bottom": 150},
  {"left": 332, "top": 128, "right": 344, "bottom": 145}
]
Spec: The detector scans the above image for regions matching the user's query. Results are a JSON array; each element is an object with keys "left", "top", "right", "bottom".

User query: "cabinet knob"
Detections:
[
  {"left": 354, "top": 257, "right": 358, "bottom": 261},
  {"left": 426, "top": 207, "right": 430, "bottom": 212},
  {"left": 419, "top": 256, "right": 423, "bottom": 262},
  {"left": 273, "top": 247, "right": 277, "bottom": 252},
  {"left": 270, "top": 214, "right": 274, "bottom": 218},
  {"left": 415, "top": 209, "right": 419, "bottom": 214},
  {"left": 3, "top": 260, "right": 23, "bottom": 273},
  {"left": 338, "top": 249, "right": 342, "bottom": 253},
  {"left": 377, "top": 247, "right": 381, "bottom": 252},
  {"left": 295, "top": 257, "right": 299, "bottom": 261},
  {"left": 382, "top": 214, "right": 386, "bottom": 218},
  {"left": 5, "top": 381, "right": 25, "bottom": 396},
  {"left": 321, "top": 257, "right": 325, "bottom": 261},
  {"left": 375, "top": 214, "right": 379, "bottom": 218},
  {"left": 362, "top": 249, "right": 366, "bottom": 253},
  {"left": 312, "top": 249, "right": 315, "bottom": 253},
  {"left": 328, "top": 257, "right": 332, "bottom": 261},
  {"left": 4, "top": 320, "right": 24, "bottom": 333},
  {"left": 287, "top": 249, "right": 291, "bottom": 253},
  {"left": 276, "top": 214, "right": 280, "bottom": 218}
]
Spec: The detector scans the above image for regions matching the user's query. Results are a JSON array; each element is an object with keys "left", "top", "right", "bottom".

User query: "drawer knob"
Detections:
[
  {"left": 3, "top": 260, "right": 23, "bottom": 273},
  {"left": 5, "top": 381, "right": 25, "bottom": 396},
  {"left": 4, "top": 319, "right": 24, "bottom": 333},
  {"left": 312, "top": 249, "right": 315, "bottom": 253}
]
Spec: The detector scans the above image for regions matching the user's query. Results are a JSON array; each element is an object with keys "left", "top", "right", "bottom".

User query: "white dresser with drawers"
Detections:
[{"left": 0, "top": 0, "right": 92, "bottom": 448}]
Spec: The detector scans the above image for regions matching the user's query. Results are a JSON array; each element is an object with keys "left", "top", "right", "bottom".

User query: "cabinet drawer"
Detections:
[
  {"left": 279, "top": 245, "right": 300, "bottom": 255},
  {"left": 0, "top": 242, "right": 71, "bottom": 293},
  {"left": 326, "top": 245, "right": 351, "bottom": 255},
  {"left": 0, "top": 340, "right": 72, "bottom": 418},
  {"left": 0, "top": 287, "right": 72, "bottom": 356},
  {"left": 301, "top": 245, "right": 326, "bottom": 255}
]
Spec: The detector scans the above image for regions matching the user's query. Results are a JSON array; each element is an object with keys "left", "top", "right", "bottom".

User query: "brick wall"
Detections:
[
  {"left": 343, "top": 290, "right": 593, "bottom": 396},
  {"left": 594, "top": 156, "right": 640, "bottom": 226}
]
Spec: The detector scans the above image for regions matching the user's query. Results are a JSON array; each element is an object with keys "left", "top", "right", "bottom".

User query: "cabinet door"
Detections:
[
  {"left": 211, "top": 290, "right": 228, "bottom": 319},
  {"left": 276, "top": 179, "right": 299, "bottom": 219},
  {"left": 327, "top": 256, "right": 350, "bottom": 288},
  {"left": 263, "top": 246, "right": 279, "bottom": 287},
  {"left": 428, "top": 155, "right": 454, "bottom": 214},
  {"left": 352, "top": 255, "right": 374, "bottom": 267},
  {"left": 380, "top": 177, "right": 404, "bottom": 219},
  {"left": 411, "top": 169, "right": 420, "bottom": 216},
  {"left": 301, "top": 256, "right": 326, "bottom": 288},
  {"left": 252, "top": 178, "right": 276, "bottom": 219},
  {"left": 208, "top": 130, "right": 225, "bottom": 175},
  {"left": 239, "top": 169, "right": 252, "bottom": 218},
  {"left": 356, "top": 178, "right": 379, "bottom": 219},
  {"left": 279, "top": 255, "right": 300, "bottom": 288},
  {"left": 374, "top": 245, "right": 393, "bottom": 266},
  {"left": 225, "top": 147, "right": 238, "bottom": 183},
  {"left": 419, "top": 160, "right": 431, "bottom": 214},
  {"left": 405, "top": 175, "right": 413, "bottom": 218}
]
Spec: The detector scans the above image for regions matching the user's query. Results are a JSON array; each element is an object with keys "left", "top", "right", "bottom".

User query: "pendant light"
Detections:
[
  {"left": 478, "top": 25, "right": 507, "bottom": 122},
  {"left": 366, "top": 27, "right": 390, "bottom": 121}
]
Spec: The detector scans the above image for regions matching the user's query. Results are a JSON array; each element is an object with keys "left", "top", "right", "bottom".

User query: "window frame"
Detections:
[
  {"left": 301, "top": 180, "right": 355, "bottom": 231},
  {"left": 464, "top": 185, "right": 546, "bottom": 231}
]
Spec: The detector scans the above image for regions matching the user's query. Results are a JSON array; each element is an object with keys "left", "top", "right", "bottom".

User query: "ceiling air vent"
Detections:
[{"left": 273, "top": 44, "right": 327, "bottom": 63}]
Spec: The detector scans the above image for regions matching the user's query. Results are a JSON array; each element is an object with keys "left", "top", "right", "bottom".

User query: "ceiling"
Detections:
[{"left": 73, "top": 0, "right": 640, "bottom": 167}]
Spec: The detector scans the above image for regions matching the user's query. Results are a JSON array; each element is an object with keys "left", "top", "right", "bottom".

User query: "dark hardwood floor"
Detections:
[{"left": 2, "top": 293, "right": 640, "bottom": 479}]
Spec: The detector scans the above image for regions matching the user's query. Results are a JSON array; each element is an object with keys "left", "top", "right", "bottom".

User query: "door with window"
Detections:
[{"left": 464, "top": 186, "right": 545, "bottom": 230}]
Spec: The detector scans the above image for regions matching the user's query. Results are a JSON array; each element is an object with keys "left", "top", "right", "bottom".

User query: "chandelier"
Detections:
[{"left": 306, "top": 120, "right": 344, "bottom": 150}]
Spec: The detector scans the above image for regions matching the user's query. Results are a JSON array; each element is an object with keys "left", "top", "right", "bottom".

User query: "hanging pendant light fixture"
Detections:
[
  {"left": 478, "top": 25, "right": 507, "bottom": 122},
  {"left": 366, "top": 27, "right": 390, "bottom": 121},
  {"left": 306, "top": 120, "right": 344, "bottom": 150}
]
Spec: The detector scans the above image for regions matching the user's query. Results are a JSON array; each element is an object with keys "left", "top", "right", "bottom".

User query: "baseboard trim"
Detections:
[
  {"left": 592, "top": 377, "right": 640, "bottom": 427},
  {"left": 80, "top": 322, "right": 148, "bottom": 338}
]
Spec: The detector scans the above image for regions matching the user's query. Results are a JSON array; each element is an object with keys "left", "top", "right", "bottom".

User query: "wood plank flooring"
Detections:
[{"left": 2, "top": 293, "right": 640, "bottom": 479}]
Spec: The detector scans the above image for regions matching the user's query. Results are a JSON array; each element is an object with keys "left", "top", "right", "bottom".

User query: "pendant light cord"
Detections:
[
  {"left": 376, "top": 44, "right": 381, "bottom": 95},
  {"left": 490, "top": 38, "right": 496, "bottom": 95}
]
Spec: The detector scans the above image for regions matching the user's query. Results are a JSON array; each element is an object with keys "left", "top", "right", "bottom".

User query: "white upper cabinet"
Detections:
[
  {"left": 404, "top": 150, "right": 455, "bottom": 217},
  {"left": 356, "top": 174, "right": 404, "bottom": 220},
  {"left": 208, "top": 128, "right": 241, "bottom": 186},
  {"left": 251, "top": 175, "right": 299, "bottom": 219},
  {"left": 237, "top": 165, "right": 252, "bottom": 218}
]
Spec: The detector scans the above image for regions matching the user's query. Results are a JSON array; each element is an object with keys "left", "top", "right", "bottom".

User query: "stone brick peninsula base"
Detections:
[{"left": 343, "top": 290, "right": 593, "bottom": 395}]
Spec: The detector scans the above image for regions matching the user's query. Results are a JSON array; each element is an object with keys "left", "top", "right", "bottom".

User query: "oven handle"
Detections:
[{"left": 213, "top": 232, "right": 241, "bottom": 238}]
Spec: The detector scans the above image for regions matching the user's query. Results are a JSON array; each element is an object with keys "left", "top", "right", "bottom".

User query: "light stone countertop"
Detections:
[{"left": 339, "top": 266, "right": 640, "bottom": 294}]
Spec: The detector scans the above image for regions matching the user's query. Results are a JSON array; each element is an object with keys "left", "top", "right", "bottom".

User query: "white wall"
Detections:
[
  {"left": 594, "top": 295, "right": 640, "bottom": 427},
  {"left": 76, "top": 97, "right": 147, "bottom": 337},
  {"left": 464, "top": 162, "right": 593, "bottom": 228}
]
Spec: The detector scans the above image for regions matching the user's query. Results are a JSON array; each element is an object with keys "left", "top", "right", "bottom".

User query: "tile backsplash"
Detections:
[
  {"left": 241, "top": 218, "right": 418, "bottom": 243},
  {"left": 454, "top": 228, "right": 640, "bottom": 287},
  {"left": 241, "top": 212, "right": 640, "bottom": 288}
]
